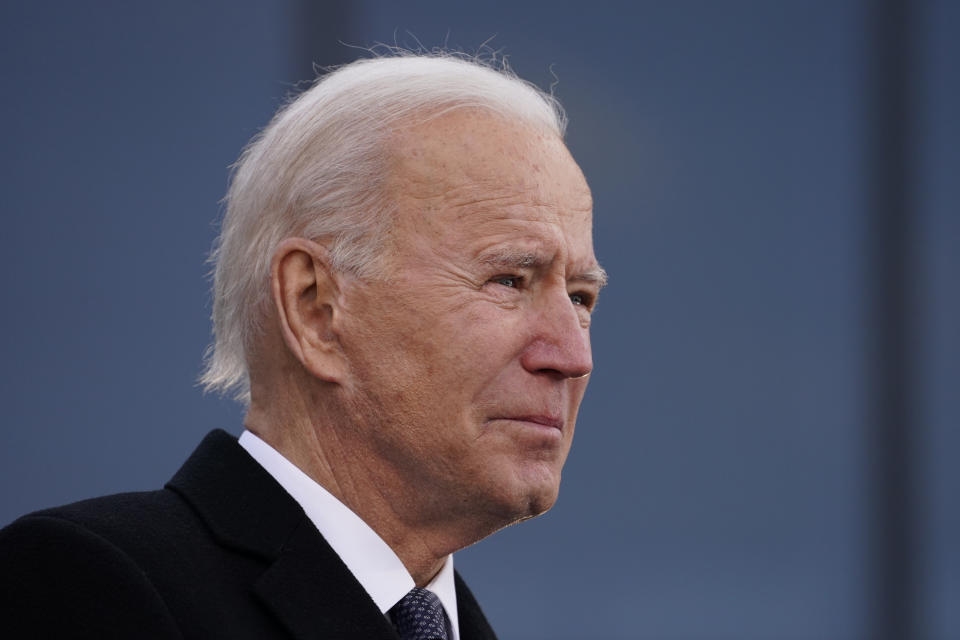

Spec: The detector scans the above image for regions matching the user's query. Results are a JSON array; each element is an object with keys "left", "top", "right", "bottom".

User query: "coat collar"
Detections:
[
  {"left": 454, "top": 572, "right": 499, "bottom": 640},
  {"left": 165, "top": 429, "right": 400, "bottom": 640}
]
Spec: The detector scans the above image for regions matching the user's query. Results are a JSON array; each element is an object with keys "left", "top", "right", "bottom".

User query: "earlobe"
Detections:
[{"left": 270, "top": 238, "right": 347, "bottom": 383}]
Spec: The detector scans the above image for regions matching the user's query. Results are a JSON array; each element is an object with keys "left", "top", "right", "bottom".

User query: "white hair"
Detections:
[{"left": 200, "top": 52, "right": 568, "bottom": 403}]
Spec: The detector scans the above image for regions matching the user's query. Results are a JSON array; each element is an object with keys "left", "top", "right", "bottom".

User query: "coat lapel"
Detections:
[
  {"left": 455, "top": 571, "right": 499, "bottom": 640},
  {"left": 254, "top": 517, "right": 399, "bottom": 640},
  {"left": 166, "top": 429, "right": 399, "bottom": 640}
]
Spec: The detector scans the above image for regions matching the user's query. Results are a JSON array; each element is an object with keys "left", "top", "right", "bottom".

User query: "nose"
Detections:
[{"left": 520, "top": 292, "right": 593, "bottom": 380}]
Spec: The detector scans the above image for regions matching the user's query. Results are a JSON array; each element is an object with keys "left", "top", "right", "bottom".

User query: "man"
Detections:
[{"left": 0, "top": 53, "right": 605, "bottom": 639}]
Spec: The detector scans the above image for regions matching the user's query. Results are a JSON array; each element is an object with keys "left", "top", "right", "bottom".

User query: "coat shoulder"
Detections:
[{"left": 0, "top": 499, "right": 186, "bottom": 639}]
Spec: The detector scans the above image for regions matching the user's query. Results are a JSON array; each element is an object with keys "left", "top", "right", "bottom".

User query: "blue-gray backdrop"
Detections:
[{"left": 1, "top": 2, "right": 956, "bottom": 639}]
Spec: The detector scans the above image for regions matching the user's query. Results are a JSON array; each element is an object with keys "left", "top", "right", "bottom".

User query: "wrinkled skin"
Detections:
[{"left": 334, "top": 110, "right": 604, "bottom": 537}]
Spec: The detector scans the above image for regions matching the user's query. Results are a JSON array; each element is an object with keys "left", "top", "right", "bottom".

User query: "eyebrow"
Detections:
[
  {"left": 479, "top": 250, "right": 609, "bottom": 289},
  {"left": 480, "top": 250, "right": 545, "bottom": 270},
  {"left": 571, "top": 266, "right": 609, "bottom": 289}
]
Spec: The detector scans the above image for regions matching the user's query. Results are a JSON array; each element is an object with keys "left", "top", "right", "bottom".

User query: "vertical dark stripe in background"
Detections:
[
  {"left": 292, "top": 1, "right": 358, "bottom": 88},
  {"left": 866, "top": 1, "right": 919, "bottom": 639}
]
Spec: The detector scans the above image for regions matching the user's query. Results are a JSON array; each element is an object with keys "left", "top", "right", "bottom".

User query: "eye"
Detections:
[
  {"left": 570, "top": 291, "right": 595, "bottom": 309},
  {"left": 492, "top": 275, "right": 522, "bottom": 288}
]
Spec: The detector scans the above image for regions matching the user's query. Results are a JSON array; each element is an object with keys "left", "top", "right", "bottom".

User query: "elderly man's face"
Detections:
[{"left": 337, "top": 110, "right": 600, "bottom": 533}]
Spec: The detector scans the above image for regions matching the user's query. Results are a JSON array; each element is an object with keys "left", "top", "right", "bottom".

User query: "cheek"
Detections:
[
  {"left": 569, "top": 377, "right": 591, "bottom": 408},
  {"left": 421, "top": 299, "right": 516, "bottom": 363},
  {"left": 354, "top": 282, "right": 527, "bottom": 404}
]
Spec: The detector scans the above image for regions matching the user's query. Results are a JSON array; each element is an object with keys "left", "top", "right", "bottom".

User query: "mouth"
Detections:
[{"left": 490, "top": 415, "right": 564, "bottom": 432}]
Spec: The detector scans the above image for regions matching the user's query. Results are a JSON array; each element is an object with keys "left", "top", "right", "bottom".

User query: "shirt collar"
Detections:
[{"left": 238, "top": 430, "right": 460, "bottom": 639}]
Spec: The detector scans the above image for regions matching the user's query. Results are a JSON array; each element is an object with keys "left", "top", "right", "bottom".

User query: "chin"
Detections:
[
  {"left": 469, "top": 457, "right": 565, "bottom": 532},
  {"left": 463, "top": 480, "right": 561, "bottom": 545},
  {"left": 502, "top": 471, "right": 563, "bottom": 522},
  {"left": 528, "top": 483, "right": 562, "bottom": 516}
]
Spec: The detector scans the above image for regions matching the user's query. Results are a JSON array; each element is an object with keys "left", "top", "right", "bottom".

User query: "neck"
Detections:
[{"left": 244, "top": 380, "right": 458, "bottom": 587}]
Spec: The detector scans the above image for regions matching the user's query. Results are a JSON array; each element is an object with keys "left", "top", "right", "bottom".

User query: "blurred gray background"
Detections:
[{"left": 1, "top": 1, "right": 956, "bottom": 639}]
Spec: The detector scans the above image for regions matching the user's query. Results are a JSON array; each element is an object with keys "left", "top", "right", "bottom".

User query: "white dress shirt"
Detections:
[{"left": 238, "top": 430, "right": 460, "bottom": 640}]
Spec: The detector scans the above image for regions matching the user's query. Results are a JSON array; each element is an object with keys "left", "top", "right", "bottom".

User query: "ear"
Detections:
[{"left": 270, "top": 238, "right": 347, "bottom": 383}]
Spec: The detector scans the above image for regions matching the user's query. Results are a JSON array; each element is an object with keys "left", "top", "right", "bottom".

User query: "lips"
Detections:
[{"left": 492, "top": 415, "right": 564, "bottom": 431}]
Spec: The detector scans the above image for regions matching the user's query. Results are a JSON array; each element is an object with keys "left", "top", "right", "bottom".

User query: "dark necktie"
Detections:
[{"left": 390, "top": 587, "right": 450, "bottom": 640}]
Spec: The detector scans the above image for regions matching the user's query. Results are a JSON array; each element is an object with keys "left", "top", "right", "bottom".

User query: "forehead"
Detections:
[{"left": 386, "top": 110, "right": 595, "bottom": 264}]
